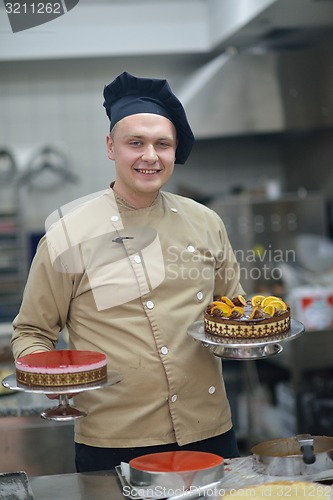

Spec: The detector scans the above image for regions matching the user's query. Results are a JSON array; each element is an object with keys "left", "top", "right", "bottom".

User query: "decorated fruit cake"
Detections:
[
  {"left": 204, "top": 295, "right": 290, "bottom": 339},
  {"left": 15, "top": 350, "right": 107, "bottom": 388}
]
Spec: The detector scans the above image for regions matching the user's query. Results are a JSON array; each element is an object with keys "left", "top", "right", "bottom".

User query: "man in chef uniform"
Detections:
[{"left": 12, "top": 71, "right": 245, "bottom": 472}]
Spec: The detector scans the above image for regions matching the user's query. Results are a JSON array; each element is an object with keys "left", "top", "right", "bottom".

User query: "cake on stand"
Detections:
[
  {"left": 1, "top": 369, "right": 122, "bottom": 421},
  {"left": 188, "top": 319, "right": 305, "bottom": 360}
]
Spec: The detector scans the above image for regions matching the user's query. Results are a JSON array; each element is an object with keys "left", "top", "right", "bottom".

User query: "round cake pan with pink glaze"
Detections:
[{"left": 129, "top": 450, "right": 224, "bottom": 489}]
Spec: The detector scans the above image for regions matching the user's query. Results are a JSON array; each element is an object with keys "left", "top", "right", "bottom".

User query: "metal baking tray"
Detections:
[{"left": 0, "top": 471, "right": 34, "bottom": 499}]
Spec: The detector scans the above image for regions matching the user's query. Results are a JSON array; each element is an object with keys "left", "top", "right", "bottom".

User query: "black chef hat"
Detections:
[{"left": 103, "top": 72, "right": 194, "bottom": 165}]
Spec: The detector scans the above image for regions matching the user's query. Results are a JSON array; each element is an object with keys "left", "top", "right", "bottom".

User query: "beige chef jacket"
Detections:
[{"left": 12, "top": 187, "right": 245, "bottom": 448}]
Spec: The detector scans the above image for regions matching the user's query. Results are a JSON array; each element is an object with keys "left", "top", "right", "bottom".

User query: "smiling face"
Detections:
[{"left": 106, "top": 113, "right": 178, "bottom": 208}]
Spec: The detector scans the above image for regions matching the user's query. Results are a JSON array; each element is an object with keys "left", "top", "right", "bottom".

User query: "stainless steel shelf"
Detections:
[
  {"left": 0, "top": 209, "right": 26, "bottom": 322},
  {"left": 266, "top": 327, "right": 333, "bottom": 432}
]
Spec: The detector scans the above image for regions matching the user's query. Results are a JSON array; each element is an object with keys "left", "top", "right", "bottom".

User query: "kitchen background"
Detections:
[{"left": 0, "top": 0, "right": 333, "bottom": 475}]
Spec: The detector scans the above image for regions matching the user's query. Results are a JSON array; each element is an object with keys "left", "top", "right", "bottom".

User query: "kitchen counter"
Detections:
[
  {"left": 30, "top": 471, "right": 125, "bottom": 500},
  {"left": 0, "top": 365, "right": 75, "bottom": 476},
  {"left": 0, "top": 375, "right": 75, "bottom": 477},
  {"left": 26, "top": 456, "right": 333, "bottom": 500},
  {"left": 0, "top": 413, "right": 75, "bottom": 476}
]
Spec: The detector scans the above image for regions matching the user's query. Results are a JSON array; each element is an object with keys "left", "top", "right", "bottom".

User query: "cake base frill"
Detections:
[
  {"left": 16, "top": 365, "right": 107, "bottom": 388},
  {"left": 204, "top": 310, "right": 291, "bottom": 339}
]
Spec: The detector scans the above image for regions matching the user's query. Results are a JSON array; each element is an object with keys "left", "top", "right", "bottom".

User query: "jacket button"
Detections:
[
  {"left": 111, "top": 215, "right": 119, "bottom": 222},
  {"left": 134, "top": 255, "right": 141, "bottom": 263},
  {"left": 187, "top": 245, "right": 195, "bottom": 253},
  {"left": 170, "top": 395, "right": 177, "bottom": 403},
  {"left": 161, "top": 347, "right": 168, "bottom": 355},
  {"left": 146, "top": 301, "right": 154, "bottom": 309},
  {"left": 208, "top": 386, "right": 216, "bottom": 394},
  {"left": 197, "top": 291, "right": 203, "bottom": 301}
]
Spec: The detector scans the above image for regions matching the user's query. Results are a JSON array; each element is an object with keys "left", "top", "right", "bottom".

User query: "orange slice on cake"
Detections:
[
  {"left": 210, "top": 302, "right": 232, "bottom": 317},
  {"left": 236, "top": 295, "right": 246, "bottom": 306},
  {"left": 230, "top": 307, "right": 244, "bottom": 318},
  {"left": 249, "top": 306, "right": 259, "bottom": 319},
  {"left": 261, "top": 295, "right": 280, "bottom": 307},
  {"left": 251, "top": 295, "right": 266, "bottom": 307},
  {"left": 263, "top": 304, "right": 276, "bottom": 317},
  {"left": 268, "top": 299, "right": 287, "bottom": 311},
  {"left": 220, "top": 296, "right": 235, "bottom": 308}
]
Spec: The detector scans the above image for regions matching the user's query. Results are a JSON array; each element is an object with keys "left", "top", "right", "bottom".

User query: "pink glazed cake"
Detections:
[{"left": 15, "top": 350, "right": 107, "bottom": 387}]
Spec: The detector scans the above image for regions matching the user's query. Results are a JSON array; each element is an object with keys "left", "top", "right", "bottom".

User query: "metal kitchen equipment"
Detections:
[
  {"left": 116, "top": 464, "right": 224, "bottom": 500},
  {"left": 0, "top": 471, "right": 34, "bottom": 500},
  {"left": 129, "top": 451, "right": 224, "bottom": 490},
  {"left": 17, "top": 145, "right": 78, "bottom": 191},
  {"left": 209, "top": 193, "right": 327, "bottom": 294},
  {"left": 251, "top": 435, "right": 333, "bottom": 476},
  {"left": 2, "top": 370, "right": 122, "bottom": 421},
  {"left": 187, "top": 319, "right": 304, "bottom": 360}
]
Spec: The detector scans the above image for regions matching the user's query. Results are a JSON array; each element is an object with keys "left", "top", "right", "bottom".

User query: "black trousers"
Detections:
[{"left": 75, "top": 428, "right": 239, "bottom": 472}]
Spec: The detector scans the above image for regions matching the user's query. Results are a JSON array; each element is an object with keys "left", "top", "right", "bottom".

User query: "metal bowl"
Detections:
[
  {"left": 251, "top": 436, "right": 333, "bottom": 476},
  {"left": 129, "top": 451, "right": 224, "bottom": 489}
]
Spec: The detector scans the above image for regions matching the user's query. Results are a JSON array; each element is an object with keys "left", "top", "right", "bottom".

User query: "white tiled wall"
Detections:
[{"left": 0, "top": 56, "right": 285, "bottom": 231}]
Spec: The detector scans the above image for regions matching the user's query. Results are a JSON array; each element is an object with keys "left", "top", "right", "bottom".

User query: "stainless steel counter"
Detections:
[
  {"left": 27, "top": 456, "right": 333, "bottom": 500},
  {"left": 0, "top": 356, "right": 76, "bottom": 476},
  {"left": 30, "top": 471, "right": 125, "bottom": 500},
  {"left": 0, "top": 415, "right": 75, "bottom": 475}
]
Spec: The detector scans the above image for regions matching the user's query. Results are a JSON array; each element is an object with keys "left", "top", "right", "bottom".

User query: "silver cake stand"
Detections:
[
  {"left": 1, "top": 369, "right": 122, "bottom": 421},
  {"left": 188, "top": 319, "right": 305, "bottom": 360}
]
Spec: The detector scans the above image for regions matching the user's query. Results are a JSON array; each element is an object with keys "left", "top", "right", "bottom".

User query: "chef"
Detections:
[{"left": 11, "top": 71, "right": 245, "bottom": 472}]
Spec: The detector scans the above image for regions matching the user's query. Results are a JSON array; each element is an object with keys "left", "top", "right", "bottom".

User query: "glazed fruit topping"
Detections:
[{"left": 208, "top": 295, "right": 287, "bottom": 319}]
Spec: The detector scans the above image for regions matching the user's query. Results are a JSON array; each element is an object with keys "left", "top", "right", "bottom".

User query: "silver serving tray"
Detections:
[{"left": 188, "top": 319, "right": 305, "bottom": 359}]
